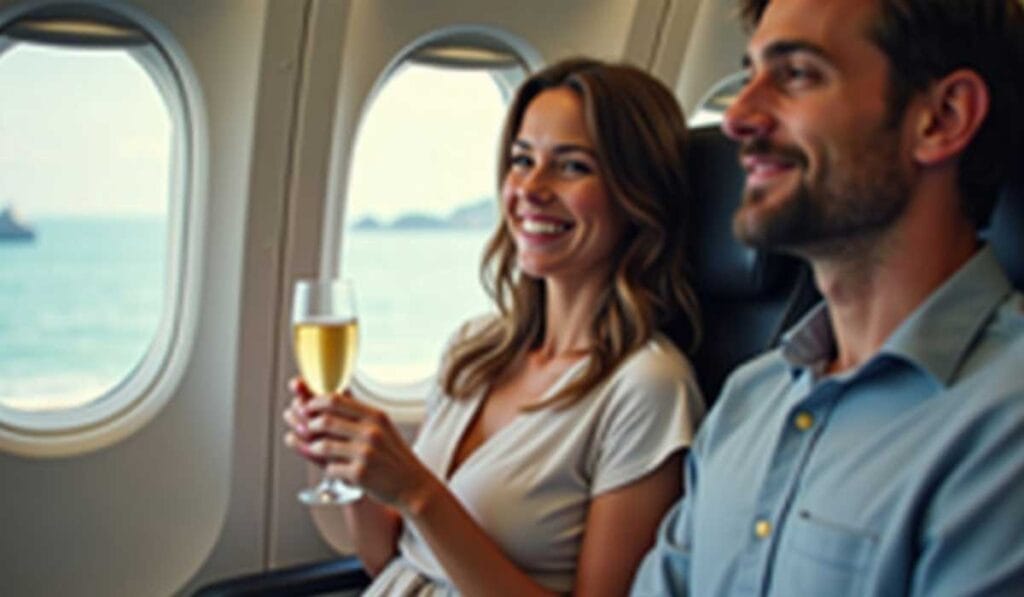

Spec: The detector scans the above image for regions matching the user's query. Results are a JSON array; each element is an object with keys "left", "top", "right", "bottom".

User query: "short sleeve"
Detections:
[{"left": 590, "top": 339, "right": 705, "bottom": 496}]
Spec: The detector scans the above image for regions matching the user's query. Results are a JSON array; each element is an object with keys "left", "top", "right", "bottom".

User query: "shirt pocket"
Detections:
[{"left": 776, "top": 509, "right": 879, "bottom": 596}]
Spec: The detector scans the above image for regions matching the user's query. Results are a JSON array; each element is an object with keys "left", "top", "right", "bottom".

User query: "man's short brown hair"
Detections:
[{"left": 739, "top": 0, "right": 1024, "bottom": 226}]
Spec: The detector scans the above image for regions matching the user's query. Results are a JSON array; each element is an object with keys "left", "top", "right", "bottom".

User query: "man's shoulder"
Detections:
[
  {"left": 989, "top": 291, "right": 1024, "bottom": 341},
  {"left": 717, "top": 347, "right": 792, "bottom": 403},
  {"left": 959, "top": 290, "right": 1024, "bottom": 392},
  {"left": 697, "top": 347, "right": 792, "bottom": 433}
]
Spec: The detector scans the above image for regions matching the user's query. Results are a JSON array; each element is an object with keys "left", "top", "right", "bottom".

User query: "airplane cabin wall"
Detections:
[{"left": 0, "top": 1, "right": 266, "bottom": 596}]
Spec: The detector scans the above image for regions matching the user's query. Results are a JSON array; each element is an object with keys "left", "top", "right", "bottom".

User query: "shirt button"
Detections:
[
  {"left": 794, "top": 411, "right": 814, "bottom": 431},
  {"left": 754, "top": 519, "right": 772, "bottom": 538}
]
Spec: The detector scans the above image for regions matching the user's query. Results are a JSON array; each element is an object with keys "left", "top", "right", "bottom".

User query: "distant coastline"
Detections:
[
  {"left": 0, "top": 205, "right": 35, "bottom": 241},
  {"left": 352, "top": 198, "right": 496, "bottom": 231}
]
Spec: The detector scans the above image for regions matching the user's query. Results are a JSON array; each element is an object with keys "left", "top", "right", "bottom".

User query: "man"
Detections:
[{"left": 632, "top": 0, "right": 1024, "bottom": 595}]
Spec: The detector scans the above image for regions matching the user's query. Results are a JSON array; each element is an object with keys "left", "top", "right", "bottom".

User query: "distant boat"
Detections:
[{"left": 0, "top": 206, "right": 35, "bottom": 241}]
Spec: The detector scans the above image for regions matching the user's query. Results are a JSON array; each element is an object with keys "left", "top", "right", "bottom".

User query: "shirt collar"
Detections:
[
  {"left": 780, "top": 302, "right": 834, "bottom": 377},
  {"left": 780, "top": 246, "right": 1013, "bottom": 386}
]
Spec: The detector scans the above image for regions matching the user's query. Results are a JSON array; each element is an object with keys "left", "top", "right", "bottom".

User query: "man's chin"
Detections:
[
  {"left": 732, "top": 202, "right": 809, "bottom": 254},
  {"left": 732, "top": 212, "right": 777, "bottom": 249}
]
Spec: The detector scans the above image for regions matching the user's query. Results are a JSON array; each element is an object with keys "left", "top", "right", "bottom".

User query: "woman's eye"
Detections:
[
  {"left": 509, "top": 154, "right": 533, "bottom": 169},
  {"left": 560, "top": 160, "right": 592, "bottom": 175}
]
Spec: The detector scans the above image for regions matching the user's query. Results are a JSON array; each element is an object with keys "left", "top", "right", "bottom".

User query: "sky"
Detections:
[
  {"left": 0, "top": 41, "right": 509, "bottom": 221},
  {"left": 0, "top": 42, "right": 170, "bottom": 216},
  {"left": 346, "top": 63, "right": 508, "bottom": 222}
]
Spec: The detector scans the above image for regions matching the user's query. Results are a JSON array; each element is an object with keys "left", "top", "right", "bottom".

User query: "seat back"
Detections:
[
  {"left": 984, "top": 165, "right": 1024, "bottom": 290},
  {"left": 685, "top": 126, "right": 814, "bottom": 403},
  {"left": 685, "top": 126, "right": 1023, "bottom": 405}
]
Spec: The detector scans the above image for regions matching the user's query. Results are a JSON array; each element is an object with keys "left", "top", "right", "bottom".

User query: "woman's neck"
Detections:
[{"left": 539, "top": 272, "right": 610, "bottom": 357}]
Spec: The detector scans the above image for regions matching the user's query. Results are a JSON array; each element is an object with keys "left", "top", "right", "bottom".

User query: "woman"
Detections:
[{"left": 284, "top": 57, "right": 704, "bottom": 596}]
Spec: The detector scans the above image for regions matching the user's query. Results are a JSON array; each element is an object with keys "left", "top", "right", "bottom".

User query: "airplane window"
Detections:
[
  {"left": 0, "top": 9, "right": 185, "bottom": 424},
  {"left": 689, "top": 70, "right": 747, "bottom": 128},
  {"left": 344, "top": 58, "right": 525, "bottom": 393}
]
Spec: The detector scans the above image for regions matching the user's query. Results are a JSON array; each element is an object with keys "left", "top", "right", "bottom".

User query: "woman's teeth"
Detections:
[{"left": 522, "top": 219, "right": 570, "bottom": 234}]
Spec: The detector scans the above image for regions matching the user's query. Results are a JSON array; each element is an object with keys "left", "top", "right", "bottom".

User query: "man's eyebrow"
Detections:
[{"left": 741, "top": 39, "right": 831, "bottom": 68}]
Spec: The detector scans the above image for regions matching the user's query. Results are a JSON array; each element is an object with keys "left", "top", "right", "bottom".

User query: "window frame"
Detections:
[
  {"left": 330, "top": 28, "right": 531, "bottom": 408},
  {"left": 0, "top": 1, "right": 206, "bottom": 458},
  {"left": 689, "top": 70, "right": 748, "bottom": 128}
]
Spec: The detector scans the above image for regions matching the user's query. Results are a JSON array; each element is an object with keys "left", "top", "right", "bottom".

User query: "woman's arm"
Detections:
[
  {"left": 397, "top": 450, "right": 682, "bottom": 597},
  {"left": 573, "top": 452, "right": 683, "bottom": 596},
  {"left": 305, "top": 392, "right": 684, "bottom": 596},
  {"left": 282, "top": 380, "right": 402, "bottom": 575},
  {"left": 397, "top": 473, "right": 561, "bottom": 597},
  {"left": 305, "top": 393, "right": 562, "bottom": 597},
  {"left": 340, "top": 496, "right": 403, "bottom": 575}
]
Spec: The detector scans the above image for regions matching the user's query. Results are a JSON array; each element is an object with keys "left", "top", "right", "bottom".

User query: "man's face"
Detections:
[{"left": 722, "top": 0, "right": 913, "bottom": 256}]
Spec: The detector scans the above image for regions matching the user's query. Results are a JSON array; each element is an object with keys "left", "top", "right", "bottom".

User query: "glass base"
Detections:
[{"left": 298, "top": 477, "right": 364, "bottom": 506}]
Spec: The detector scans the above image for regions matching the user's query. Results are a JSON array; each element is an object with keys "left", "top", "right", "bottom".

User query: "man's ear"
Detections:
[{"left": 911, "top": 69, "right": 990, "bottom": 166}]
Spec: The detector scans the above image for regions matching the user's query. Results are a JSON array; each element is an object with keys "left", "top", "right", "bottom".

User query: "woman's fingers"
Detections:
[
  {"left": 306, "top": 411, "right": 362, "bottom": 440},
  {"left": 305, "top": 391, "right": 379, "bottom": 421},
  {"left": 282, "top": 385, "right": 427, "bottom": 506},
  {"left": 282, "top": 407, "right": 308, "bottom": 436},
  {"left": 289, "top": 376, "right": 314, "bottom": 400},
  {"left": 283, "top": 431, "right": 328, "bottom": 467}
]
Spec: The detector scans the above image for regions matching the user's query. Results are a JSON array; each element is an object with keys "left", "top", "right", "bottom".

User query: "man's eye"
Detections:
[
  {"left": 775, "top": 64, "right": 820, "bottom": 87},
  {"left": 786, "top": 66, "right": 810, "bottom": 79}
]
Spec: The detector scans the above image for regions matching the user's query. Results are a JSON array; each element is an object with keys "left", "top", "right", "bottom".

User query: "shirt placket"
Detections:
[{"left": 734, "top": 371, "right": 841, "bottom": 595}]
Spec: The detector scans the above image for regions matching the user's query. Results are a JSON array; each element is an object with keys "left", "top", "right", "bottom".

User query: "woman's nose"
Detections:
[{"left": 516, "top": 169, "right": 554, "bottom": 205}]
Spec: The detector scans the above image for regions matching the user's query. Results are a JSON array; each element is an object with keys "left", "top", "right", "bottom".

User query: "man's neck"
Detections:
[{"left": 810, "top": 191, "right": 979, "bottom": 375}]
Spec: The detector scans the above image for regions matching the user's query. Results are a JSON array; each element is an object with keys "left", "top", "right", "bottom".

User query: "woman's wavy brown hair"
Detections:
[{"left": 441, "top": 57, "right": 701, "bottom": 409}]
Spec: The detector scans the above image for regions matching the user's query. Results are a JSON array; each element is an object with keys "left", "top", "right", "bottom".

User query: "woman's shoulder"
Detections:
[
  {"left": 587, "top": 333, "right": 703, "bottom": 415},
  {"left": 614, "top": 333, "right": 696, "bottom": 384}
]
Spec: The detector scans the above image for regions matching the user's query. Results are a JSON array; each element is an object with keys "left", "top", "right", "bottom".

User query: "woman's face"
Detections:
[{"left": 501, "top": 87, "right": 626, "bottom": 285}]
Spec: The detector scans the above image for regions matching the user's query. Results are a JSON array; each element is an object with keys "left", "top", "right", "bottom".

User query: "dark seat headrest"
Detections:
[
  {"left": 686, "top": 126, "right": 799, "bottom": 300},
  {"left": 983, "top": 171, "right": 1024, "bottom": 290}
]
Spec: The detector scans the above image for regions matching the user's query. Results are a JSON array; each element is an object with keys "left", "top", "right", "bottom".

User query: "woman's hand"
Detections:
[
  {"left": 282, "top": 377, "right": 327, "bottom": 467},
  {"left": 282, "top": 377, "right": 441, "bottom": 512}
]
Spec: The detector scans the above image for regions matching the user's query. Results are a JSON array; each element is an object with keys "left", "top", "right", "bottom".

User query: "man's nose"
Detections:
[{"left": 721, "top": 77, "right": 775, "bottom": 141}]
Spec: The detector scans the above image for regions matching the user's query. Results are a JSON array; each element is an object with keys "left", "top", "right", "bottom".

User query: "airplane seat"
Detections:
[
  {"left": 686, "top": 125, "right": 818, "bottom": 403},
  {"left": 685, "top": 129, "right": 1024, "bottom": 398},
  {"left": 192, "top": 557, "right": 369, "bottom": 596},
  {"left": 984, "top": 163, "right": 1024, "bottom": 290},
  {"left": 195, "top": 137, "right": 1022, "bottom": 597}
]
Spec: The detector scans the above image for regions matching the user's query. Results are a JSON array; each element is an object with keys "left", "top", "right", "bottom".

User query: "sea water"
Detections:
[
  {"left": 0, "top": 217, "right": 165, "bottom": 409},
  {"left": 0, "top": 218, "right": 491, "bottom": 410}
]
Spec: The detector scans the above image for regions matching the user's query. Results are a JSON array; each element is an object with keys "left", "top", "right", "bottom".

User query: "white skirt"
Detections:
[{"left": 361, "top": 557, "right": 458, "bottom": 597}]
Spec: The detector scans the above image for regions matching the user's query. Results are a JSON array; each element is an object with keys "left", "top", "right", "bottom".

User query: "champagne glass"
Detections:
[{"left": 291, "top": 278, "right": 364, "bottom": 505}]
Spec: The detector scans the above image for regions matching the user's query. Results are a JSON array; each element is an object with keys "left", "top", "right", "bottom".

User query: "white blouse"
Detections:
[{"left": 365, "top": 324, "right": 704, "bottom": 595}]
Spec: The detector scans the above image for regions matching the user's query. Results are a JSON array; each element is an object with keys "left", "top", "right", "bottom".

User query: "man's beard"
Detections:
[{"left": 732, "top": 132, "right": 911, "bottom": 258}]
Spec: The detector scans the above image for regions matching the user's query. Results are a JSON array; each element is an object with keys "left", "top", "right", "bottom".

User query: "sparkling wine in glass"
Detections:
[{"left": 291, "top": 278, "right": 364, "bottom": 505}]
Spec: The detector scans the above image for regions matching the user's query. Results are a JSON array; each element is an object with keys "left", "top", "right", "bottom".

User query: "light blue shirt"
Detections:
[{"left": 632, "top": 246, "right": 1024, "bottom": 596}]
